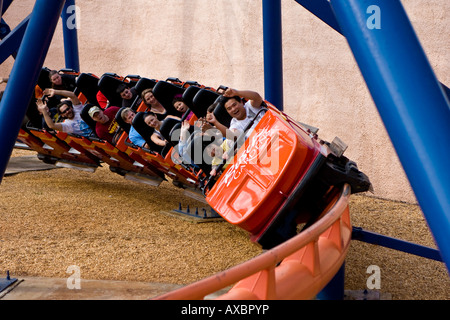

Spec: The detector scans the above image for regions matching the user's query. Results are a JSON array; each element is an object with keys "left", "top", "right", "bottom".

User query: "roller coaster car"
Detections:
[{"left": 205, "top": 103, "right": 372, "bottom": 249}]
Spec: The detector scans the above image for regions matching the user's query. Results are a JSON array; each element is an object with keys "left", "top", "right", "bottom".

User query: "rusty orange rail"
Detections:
[{"left": 155, "top": 183, "right": 352, "bottom": 300}]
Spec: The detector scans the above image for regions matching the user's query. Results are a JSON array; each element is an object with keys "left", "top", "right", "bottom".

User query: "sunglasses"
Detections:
[{"left": 60, "top": 107, "right": 71, "bottom": 114}]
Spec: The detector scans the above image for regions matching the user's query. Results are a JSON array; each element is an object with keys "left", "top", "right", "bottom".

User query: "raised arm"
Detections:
[
  {"left": 36, "top": 99, "right": 63, "bottom": 131},
  {"left": 205, "top": 112, "right": 239, "bottom": 141},
  {"left": 44, "top": 88, "right": 81, "bottom": 105},
  {"left": 223, "top": 88, "right": 263, "bottom": 109}
]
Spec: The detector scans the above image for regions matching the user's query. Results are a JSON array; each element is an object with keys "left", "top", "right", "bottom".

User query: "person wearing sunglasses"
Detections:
[{"left": 36, "top": 88, "right": 93, "bottom": 137}]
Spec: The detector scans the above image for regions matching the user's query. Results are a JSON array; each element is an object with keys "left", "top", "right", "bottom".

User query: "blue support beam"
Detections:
[
  {"left": 352, "top": 227, "right": 443, "bottom": 262},
  {"left": 1, "top": 0, "right": 14, "bottom": 15},
  {"left": 0, "top": 15, "right": 30, "bottom": 64},
  {"left": 294, "top": 0, "right": 342, "bottom": 35},
  {"left": 60, "top": 0, "right": 80, "bottom": 71},
  {"left": 262, "top": 0, "right": 284, "bottom": 110},
  {"left": 317, "top": 263, "right": 346, "bottom": 300},
  {"left": 329, "top": 0, "right": 450, "bottom": 273},
  {"left": 0, "top": 0, "right": 66, "bottom": 183}
]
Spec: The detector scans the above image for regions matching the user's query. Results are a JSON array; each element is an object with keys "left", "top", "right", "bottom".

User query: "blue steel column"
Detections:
[
  {"left": 329, "top": 0, "right": 450, "bottom": 273},
  {"left": 263, "top": 0, "right": 284, "bottom": 110},
  {"left": 317, "top": 263, "right": 345, "bottom": 300},
  {"left": 61, "top": 0, "right": 80, "bottom": 71},
  {"left": 0, "top": 0, "right": 66, "bottom": 183}
]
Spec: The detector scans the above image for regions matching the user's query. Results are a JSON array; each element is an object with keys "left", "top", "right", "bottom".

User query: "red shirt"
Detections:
[{"left": 95, "top": 106, "right": 120, "bottom": 143}]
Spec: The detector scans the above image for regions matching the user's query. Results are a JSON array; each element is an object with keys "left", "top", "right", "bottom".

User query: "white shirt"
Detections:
[
  {"left": 229, "top": 101, "right": 265, "bottom": 138},
  {"left": 60, "top": 104, "right": 93, "bottom": 137}
]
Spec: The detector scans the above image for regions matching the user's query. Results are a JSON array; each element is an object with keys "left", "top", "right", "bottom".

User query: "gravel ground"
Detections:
[{"left": 1, "top": 149, "right": 449, "bottom": 300}]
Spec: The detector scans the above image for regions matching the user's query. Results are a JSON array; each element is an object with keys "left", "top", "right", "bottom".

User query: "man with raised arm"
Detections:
[{"left": 36, "top": 88, "right": 93, "bottom": 137}]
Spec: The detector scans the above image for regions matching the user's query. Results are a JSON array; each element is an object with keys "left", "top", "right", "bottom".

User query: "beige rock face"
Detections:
[{"left": 1, "top": 0, "right": 448, "bottom": 204}]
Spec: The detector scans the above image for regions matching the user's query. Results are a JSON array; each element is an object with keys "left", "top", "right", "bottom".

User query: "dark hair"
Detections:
[
  {"left": 57, "top": 100, "right": 73, "bottom": 113},
  {"left": 48, "top": 70, "right": 58, "bottom": 80},
  {"left": 172, "top": 94, "right": 183, "bottom": 105},
  {"left": 207, "top": 101, "right": 220, "bottom": 113},
  {"left": 222, "top": 95, "right": 242, "bottom": 105},
  {"left": 116, "top": 83, "right": 128, "bottom": 94}
]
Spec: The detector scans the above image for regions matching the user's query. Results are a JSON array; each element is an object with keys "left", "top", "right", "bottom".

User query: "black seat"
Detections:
[
  {"left": 129, "top": 77, "right": 158, "bottom": 110},
  {"left": 134, "top": 78, "right": 158, "bottom": 96},
  {"left": 37, "top": 67, "right": 61, "bottom": 110},
  {"left": 212, "top": 96, "right": 233, "bottom": 128},
  {"left": 124, "top": 74, "right": 141, "bottom": 87},
  {"left": 98, "top": 74, "right": 125, "bottom": 107},
  {"left": 182, "top": 85, "right": 201, "bottom": 116},
  {"left": 152, "top": 80, "right": 185, "bottom": 117},
  {"left": 58, "top": 69, "right": 80, "bottom": 95},
  {"left": 37, "top": 67, "right": 52, "bottom": 90},
  {"left": 159, "top": 117, "right": 181, "bottom": 146},
  {"left": 192, "top": 89, "right": 220, "bottom": 119},
  {"left": 132, "top": 112, "right": 163, "bottom": 154},
  {"left": 115, "top": 107, "right": 131, "bottom": 133},
  {"left": 76, "top": 73, "right": 101, "bottom": 106}
]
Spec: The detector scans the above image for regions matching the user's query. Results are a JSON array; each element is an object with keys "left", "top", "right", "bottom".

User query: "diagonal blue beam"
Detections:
[
  {"left": 0, "top": 0, "right": 66, "bottom": 183},
  {"left": 352, "top": 227, "right": 443, "bottom": 262},
  {"left": 294, "top": 0, "right": 449, "bottom": 93},
  {"left": 329, "top": 0, "right": 450, "bottom": 274},
  {"left": 294, "top": 0, "right": 342, "bottom": 35},
  {"left": 1, "top": 0, "right": 13, "bottom": 15},
  {"left": 0, "top": 14, "right": 30, "bottom": 63}
]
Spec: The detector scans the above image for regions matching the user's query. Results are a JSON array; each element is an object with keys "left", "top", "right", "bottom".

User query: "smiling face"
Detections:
[
  {"left": 144, "top": 114, "right": 159, "bottom": 128},
  {"left": 58, "top": 102, "right": 74, "bottom": 119},
  {"left": 224, "top": 98, "right": 246, "bottom": 120},
  {"left": 144, "top": 92, "right": 157, "bottom": 105}
]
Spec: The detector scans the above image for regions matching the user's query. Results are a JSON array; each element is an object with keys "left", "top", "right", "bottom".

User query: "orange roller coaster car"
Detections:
[{"left": 205, "top": 103, "right": 371, "bottom": 249}]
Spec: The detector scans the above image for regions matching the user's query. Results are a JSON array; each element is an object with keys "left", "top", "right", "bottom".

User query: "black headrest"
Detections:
[
  {"left": 192, "top": 89, "right": 220, "bottom": 119},
  {"left": 38, "top": 67, "right": 52, "bottom": 90},
  {"left": 212, "top": 95, "right": 233, "bottom": 128},
  {"left": 98, "top": 74, "right": 124, "bottom": 107},
  {"left": 182, "top": 86, "right": 201, "bottom": 111},
  {"left": 132, "top": 112, "right": 155, "bottom": 145},
  {"left": 159, "top": 117, "right": 181, "bottom": 144},
  {"left": 115, "top": 107, "right": 131, "bottom": 133},
  {"left": 152, "top": 80, "right": 185, "bottom": 117},
  {"left": 134, "top": 78, "right": 158, "bottom": 95},
  {"left": 59, "top": 68, "right": 79, "bottom": 75},
  {"left": 76, "top": 73, "right": 100, "bottom": 106},
  {"left": 124, "top": 75, "right": 141, "bottom": 87},
  {"left": 132, "top": 112, "right": 163, "bottom": 153}
]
